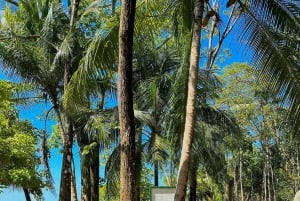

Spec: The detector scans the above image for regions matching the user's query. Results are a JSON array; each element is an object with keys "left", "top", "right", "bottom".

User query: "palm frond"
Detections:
[
  {"left": 41, "top": 3, "right": 68, "bottom": 56},
  {"left": 63, "top": 19, "right": 118, "bottom": 112},
  {"left": 73, "top": 106, "right": 119, "bottom": 150},
  {"left": 105, "top": 145, "right": 120, "bottom": 198},
  {"left": 236, "top": 0, "right": 300, "bottom": 115},
  {"left": 50, "top": 32, "right": 72, "bottom": 71},
  {"left": 143, "top": 132, "right": 171, "bottom": 163},
  {"left": 193, "top": 123, "right": 227, "bottom": 179},
  {"left": 165, "top": 33, "right": 191, "bottom": 144},
  {"left": 197, "top": 104, "right": 240, "bottom": 134},
  {"left": 0, "top": 0, "right": 66, "bottom": 90},
  {"left": 134, "top": 110, "right": 154, "bottom": 126},
  {"left": 78, "top": 0, "right": 100, "bottom": 20}
]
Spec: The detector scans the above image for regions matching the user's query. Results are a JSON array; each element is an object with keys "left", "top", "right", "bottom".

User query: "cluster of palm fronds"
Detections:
[{"left": 0, "top": 0, "right": 299, "bottom": 200}]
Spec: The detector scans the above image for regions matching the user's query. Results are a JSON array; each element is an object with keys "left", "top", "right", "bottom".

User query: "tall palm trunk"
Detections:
[
  {"left": 234, "top": 158, "right": 239, "bottom": 201},
  {"left": 59, "top": 118, "right": 74, "bottom": 201},
  {"left": 79, "top": 149, "right": 91, "bottom": 201},
  {"left": 77, "top": 129, "right": 91, "bottom": 201},
  {"left": 174, "top": 1, "right": 204, "bottom": 200},
  {"left": 59, "top": 0, "right": 80, "bottom": 200},
  {"left": 90, "top": 143, "right": 100, "bottom": 201},
  {"left": 263, "top": 158, "right": 267, "bottom": 201},
  {"left": 117, "top": 0, "right": 137, "bottom": 200},
  {"left": 189, "top": 171, "right": 197, "bottom": 201},
  {"left": 136, "top": 126, "right": 143, "bottom": 201},
  {"left": 51, "top": 102, "right": 73, "bottom": 201},
  {"left": 71, "top": 162, "right": 78, "bottom": 201}
]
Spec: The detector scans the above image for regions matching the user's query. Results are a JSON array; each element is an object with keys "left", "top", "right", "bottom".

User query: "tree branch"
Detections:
[{"left": 207, "top": 3, "right": 240, "bottom": 70}]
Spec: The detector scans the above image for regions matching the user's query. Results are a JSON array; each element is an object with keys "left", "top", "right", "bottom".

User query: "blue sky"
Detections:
[{"left": 0, "top": 0, "right": 250, "bottom": 200}]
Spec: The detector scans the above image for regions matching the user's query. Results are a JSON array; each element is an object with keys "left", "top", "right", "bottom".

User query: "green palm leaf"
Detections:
[{"left": 237, "top": 0, "right": 300, "bottom": 115}]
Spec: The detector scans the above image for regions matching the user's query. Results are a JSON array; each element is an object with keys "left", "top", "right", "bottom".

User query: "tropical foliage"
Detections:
[
  {"left": 0, "top": 80, "right": 50, "bottom": 200},
  {"left": 0, "top": 0, "right": 299, "bottom": 201}
]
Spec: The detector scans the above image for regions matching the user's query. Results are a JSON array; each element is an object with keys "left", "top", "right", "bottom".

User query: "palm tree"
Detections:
[
  {"left": 64, "top": 59, "right": 118, "bottom": 201},
  {"left": 58, "top": 1, "right": 82, "bottom": 200},
  {"left": 133, "top": 49, "right": 180, "bottom": 186},
  {"left": 232, "top": 0, "right": 300, "bottom": 126},
  {"left": 170, "top": 0, "right": 243, "bottom": 199},
  {"left": 117, "top": 0, "right": 137, "bottom": 200},
  {"left": 174, "top": 0, "right": 299, "bottom": 199},
  {"left": 174, "top": 0, "right": 205, "bottom": 200},
  {"left": 0, "top": 1, "right": 81, "bottom": 200}
]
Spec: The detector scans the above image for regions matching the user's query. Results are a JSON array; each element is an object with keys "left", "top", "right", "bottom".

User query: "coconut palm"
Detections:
[
  {"left": 63, "top": 10, "right": 119, "bottom": 200},
  {"left": 173, "top": 0, "right": 206, "bottom": 199},
  {"left": 64, "top": 0, "right": 174, "bottom": 198},
  {"left": 0, "top": 1, "right": 69, "bottom": 196},
  {"left": 71, "top": 105, "right": 119, "bottom": 201},
  {"left": 232, "top": 0, "right": 300, "bottom": 126},
  {"left": 169, "top": 64, "right": 241, "bottom": 200},
  {"left": 0, "top": 0, "right": 86, "bottom": 200}
]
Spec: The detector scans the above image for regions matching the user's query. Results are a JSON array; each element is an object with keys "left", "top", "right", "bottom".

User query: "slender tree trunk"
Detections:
[
  {"left": 71, "top": 175, "right": 78, "bottom": 201},
  {"left": 136, "top": 126, "right": 143, "bottom": 201},
  {"left": 59, "top": 121, "right": 74, "bottom": 201},
  {"left": 266, "top": 147, "right": 271, "bottom": 201},
  {"left": 189, "top": 159, "right": 199, "bottom": 201},
  {"left": 60, "top": 59, "right": 75, "bottom": 201},
  {"left": 250, "top": 173, "right": 254, "bottom": 201},
  {"left": 225, "top": 176, "right": 234, "bottom": 201},
  {"left": 239, "top": 150, "right": 244, "bottom": 201},
  {"left": 154, "top": 161, "right": 159, "bottom": 186},
  {"left": 23, "top": 188, "right": 31, "bottom": 201},
  {"left": 52, "top": 104, "right": 73, "bottom": 201},
  {"left": 77, "top": 127, "right": 94, "bottom": 201},
  {"left": 263, "top": 158, "right": 267, "bottom": 201},
  {"left": 71, "top": 158, "right": 78, "bottom": 201},
  {"left": 270, "top": 163, "right": 276, "bottom": 201},
  {"left": 206, "top": 9, "right": 217, "bottom": 70},
  {"left": 174, "top": 1, "right": 204, "bottom": 200},
  {"left": 234, "top": 159, "right": 238, "bottom": 201},
  {"left": 79, "top": 145, "right": 91, "bottom": 201},
  {"left": 296, "top": 150, "right": 300, "bottom": 194},
  {"left": 90, "top": 143, "right": 100, "bottom": 201},
  {"left": 59, "top": 0, "right": 80, "bottom": 200},
  {"left": 117, "top": 0, "right": 137, "bottom": 200}
]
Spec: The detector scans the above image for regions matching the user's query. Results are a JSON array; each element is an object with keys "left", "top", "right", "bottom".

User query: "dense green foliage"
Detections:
[
  {"left": 0, "top": 81, "right": 48, "bottom": 199},
  {"left": 217, "top": 63, "right": 298, "bottom": 200},
  {"left": 0, "top": 0, "right": 299, "bottom": 200}
]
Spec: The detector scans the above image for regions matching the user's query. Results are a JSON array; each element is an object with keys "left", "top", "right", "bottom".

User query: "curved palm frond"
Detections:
[
  {"left": 0, "top": 1, "right": 67, "bottom": 99},
  {"left": 73, "top": 106, "right": 119, "bottom": 150},
  {"left": 198, "top": 69, "right": 222, "bottom": 100},
  {"left": 165, "top": 33, "right": 191, "bottom": 143},
  {"left": 134, "top": 110, "right": 154, "bottom": 126},
  {"left": 196, "top": 104, "right": 240, "bottom": 134},
  {"left": 143, "top": 132, "right": 171, "bottom": 163},
  {"left": 104, "top": 145, "right": 120, "bottom": 198},
  {"left": 134, "top": 0, "right": 176, "bottom": 51},
  {"left": 236, "top": 0, "right": 300, "bottom": 117},
  {"left": 63, "top": 19, "right": 119, "bottom": 112},
  {"left": 193, "top": 122, "right": 227, "bottom": 179}
]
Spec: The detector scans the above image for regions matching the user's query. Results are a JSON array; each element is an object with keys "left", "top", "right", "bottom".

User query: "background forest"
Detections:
[{"left": 0, "top": 0, "right": 299, "bottom": 201}]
